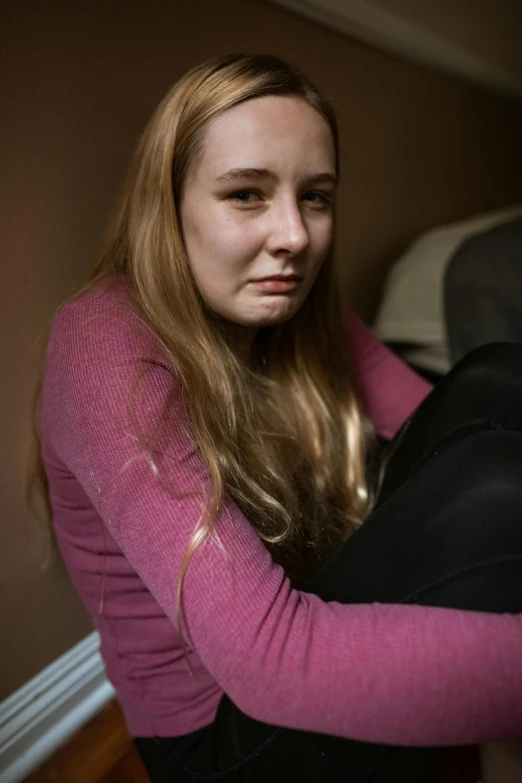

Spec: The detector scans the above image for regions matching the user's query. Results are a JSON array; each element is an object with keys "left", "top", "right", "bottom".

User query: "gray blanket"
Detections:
[{"left": 444, "top": 217, "right": 522, "bottom": 364}]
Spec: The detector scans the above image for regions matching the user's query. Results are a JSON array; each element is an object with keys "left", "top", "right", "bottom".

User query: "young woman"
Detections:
[{"left": 33, "top": 53, "right": 522, "bottom": 782}]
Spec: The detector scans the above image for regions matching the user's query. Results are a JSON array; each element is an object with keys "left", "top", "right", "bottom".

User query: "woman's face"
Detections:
[{"left": 179, "top": 95, "right": 337, "bottom": 337}]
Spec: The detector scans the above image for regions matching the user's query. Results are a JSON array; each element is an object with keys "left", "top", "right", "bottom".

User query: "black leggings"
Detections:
[{"left": 135, "top": 344, "right": 522, "bottom": 783}]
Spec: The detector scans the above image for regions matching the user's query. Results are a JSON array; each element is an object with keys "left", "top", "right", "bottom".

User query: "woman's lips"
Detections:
[{"left": 250, "top": 276, "right": 302, "bottom": 293}]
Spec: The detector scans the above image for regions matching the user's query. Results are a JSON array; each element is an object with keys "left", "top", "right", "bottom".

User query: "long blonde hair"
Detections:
[{"left": 30, "top": 53, "right": 377, "bottom": 619}]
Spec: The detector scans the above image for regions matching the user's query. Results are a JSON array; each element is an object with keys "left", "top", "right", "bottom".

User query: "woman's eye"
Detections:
[
  {"left": 302, "top": 191, "right": 332, "bottom": 206},
  {"left": 229, "top": 190, "right": 261, "bottom": 204},
  {"left": 226, "top": 190, "right": 332, "bottom": 207}
]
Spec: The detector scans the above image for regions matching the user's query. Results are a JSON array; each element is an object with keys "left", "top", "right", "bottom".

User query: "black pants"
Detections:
[{"left": 135, "top": 344, "right": 522, "bottom": 782}]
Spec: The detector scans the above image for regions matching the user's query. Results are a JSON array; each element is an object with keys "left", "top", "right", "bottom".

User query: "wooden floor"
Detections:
[{"left": 23, "top": 700, "right": 150, "bottom": 783}]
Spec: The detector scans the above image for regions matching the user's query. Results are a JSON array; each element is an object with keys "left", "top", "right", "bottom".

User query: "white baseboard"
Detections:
[{"left": 0, "top": 632, "right": 115, "bottom": 783}]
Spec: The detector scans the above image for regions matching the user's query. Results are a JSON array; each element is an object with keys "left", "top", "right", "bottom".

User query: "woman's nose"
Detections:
[{"left": 266, "top": 199, "right": 310, "bottom": 256}]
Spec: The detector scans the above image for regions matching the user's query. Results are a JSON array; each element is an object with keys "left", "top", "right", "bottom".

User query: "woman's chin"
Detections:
[
  {"left": 250, "top": 297, "right": 301, "bottom": 327},
  {"left": 214, "top": 296, "right": 303, "bottom": 330}
]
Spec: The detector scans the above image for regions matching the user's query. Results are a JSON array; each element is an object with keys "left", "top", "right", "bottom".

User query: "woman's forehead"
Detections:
[{"left": 194, "top": 96, "right": 335, "bottom": 178}]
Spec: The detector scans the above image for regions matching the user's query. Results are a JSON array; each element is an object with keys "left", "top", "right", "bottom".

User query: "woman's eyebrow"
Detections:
[
  {"left": 215, "top": 168, "right": 338, "bottom": 187},
  {"left": 307, "top": 172, "right": 338, "bottom": 187},
  {"left": 215, "top": 168, "right": 276, "bottom": 185}
]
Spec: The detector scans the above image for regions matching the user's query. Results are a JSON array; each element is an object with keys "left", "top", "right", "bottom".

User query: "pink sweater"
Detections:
[{"left": 41, "top": 278, "right": 520, "bottom": 778}]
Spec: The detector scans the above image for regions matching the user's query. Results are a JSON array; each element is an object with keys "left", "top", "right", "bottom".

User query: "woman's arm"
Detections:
[
  {"left": 345, "top": 311, "right": 433, "bottom": 439},
  {"left": 43, "top": 290, "right": 522, "bottom": 747}
]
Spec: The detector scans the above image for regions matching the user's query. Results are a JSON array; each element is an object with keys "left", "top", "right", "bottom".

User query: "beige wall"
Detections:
[
  {"left": 2, "top": 0, "right": 522, "bottom": 700},
  {"left": 369, "top": 0, "right": 522, "bottom": 81}
]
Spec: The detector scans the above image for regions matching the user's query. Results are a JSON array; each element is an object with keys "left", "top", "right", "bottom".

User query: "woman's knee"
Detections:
[
  {"left": 422, "top": 430, "right": 522, "bottom": 555},
  {"left": 447, "top": 342, "right": 522, "bottom": 400},
  {"left": 419, "top": 342, "right": 522, "bottom": 439}
]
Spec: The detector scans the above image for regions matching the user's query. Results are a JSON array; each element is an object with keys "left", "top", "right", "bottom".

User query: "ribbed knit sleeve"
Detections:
[
  {"left": 42, "top": 286, "right": 522, "bottom": 747},
  {"left": 345, "top": 311, "right": 433, "bottom": 440}
]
